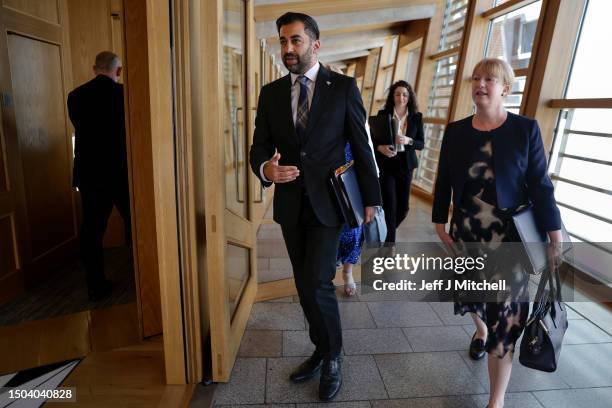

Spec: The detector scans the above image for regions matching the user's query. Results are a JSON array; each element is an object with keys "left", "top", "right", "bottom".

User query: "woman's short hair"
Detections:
[
  {"left": 384, "top": 80, "right": 419, "bottom": 115},
  {"left": 472, "top": 58, "right": 515, "bottom": 87}
]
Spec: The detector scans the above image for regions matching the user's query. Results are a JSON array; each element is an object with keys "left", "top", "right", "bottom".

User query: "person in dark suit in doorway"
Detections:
[
  {"left": 249, "top": 12, "right": 381, "bottom": 401},
  {"left": 67, "top": 51, "right": 130, "bottom": 301}
]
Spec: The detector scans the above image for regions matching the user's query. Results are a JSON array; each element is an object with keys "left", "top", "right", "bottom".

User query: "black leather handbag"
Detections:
[{"left": 519, "top": 264, "right": 568, "bottom": 372}]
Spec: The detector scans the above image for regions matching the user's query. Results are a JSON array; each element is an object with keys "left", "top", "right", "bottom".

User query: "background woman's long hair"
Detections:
[{"left": 384, "top": 80, "right": 418, "bottom": 116}]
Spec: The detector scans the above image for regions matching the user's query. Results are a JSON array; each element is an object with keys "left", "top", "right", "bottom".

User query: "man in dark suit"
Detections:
[
  {"left": 67, "top": 51, "right": 130, "bottom": 301},
  {"left": 249, "top": 13, "right": 381, "bottom": 401}
]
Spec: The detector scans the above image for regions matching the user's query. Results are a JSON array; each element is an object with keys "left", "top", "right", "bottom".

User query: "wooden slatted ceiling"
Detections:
[
  {"left": 255, "top": 0, "right": 441, "bottom": 22},
  {"left": 263, "top": 21, "right": 405, "bottom": 43}
]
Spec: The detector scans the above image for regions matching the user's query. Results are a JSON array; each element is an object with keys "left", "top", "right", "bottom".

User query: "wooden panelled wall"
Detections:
[
  {"left": 0, "top": 0, "right": 76, "bottom": 304},
  {"left": 0, "top": 0, "right": 124, "bottom": 304}
]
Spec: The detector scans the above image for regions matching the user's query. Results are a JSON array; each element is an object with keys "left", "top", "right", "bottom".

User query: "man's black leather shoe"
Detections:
[
  {"left": 469, "top": 332, "right": 486, "bottom": 360},
  {"left": 318, "top": 357, "right": 342, "bottom": 401},
  {"left": 289, "top": 353, "right": 323, "bottom": 383}
]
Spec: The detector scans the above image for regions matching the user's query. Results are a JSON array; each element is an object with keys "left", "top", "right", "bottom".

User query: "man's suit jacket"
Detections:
[
  {"left": 373, "top": 109, "right": 424, "bottom": 171},
  {"left": 250, "top": 64, "right": 381, "bottom": 227},
  {"left": 432, "top": 112, "right": 561, "bottom": 232},
  {"left": 67, "top": 75, "right": 127, "bottom": 189}
]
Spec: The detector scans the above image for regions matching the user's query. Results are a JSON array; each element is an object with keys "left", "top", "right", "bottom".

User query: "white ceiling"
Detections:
[
  {"left": 256, "top": 4, "right": 435, "bottom": 39},
  {"left": 255, "top": 2, "right": 436, "bottom": 71}
]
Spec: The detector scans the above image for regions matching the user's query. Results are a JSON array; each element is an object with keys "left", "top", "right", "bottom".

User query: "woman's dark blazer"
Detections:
[
  {"left": 432, "top": 112, "right": 561, "bottom": 232},
  {"left": 374, "top": 109, "right": 424, "bottom": 171}
]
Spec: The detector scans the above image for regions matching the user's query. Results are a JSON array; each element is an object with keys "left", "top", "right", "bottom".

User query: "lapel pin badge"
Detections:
[{"left": 326, "top": 81, "right": 331, "bottom": 85}]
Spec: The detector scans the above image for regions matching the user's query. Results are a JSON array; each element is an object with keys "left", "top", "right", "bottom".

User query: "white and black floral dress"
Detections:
[{"left": 450, "top": 132, "right": 530, "bottom": 358}]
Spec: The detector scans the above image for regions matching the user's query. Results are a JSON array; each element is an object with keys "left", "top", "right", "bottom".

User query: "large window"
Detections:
[
  {"left": 223, "top": 0, "right": 248, "bottom": 219},
  {"left": 372, "top": 36, "right": 400, "bottom": 114},
  {"left": 564, "top": 0, "right": 612, "bottom": 99},
  {"left": 427, "top": 55, "right": 458, "bottom": 119},
  {"left": 438, "top": 0, "right": 469, "bottom": 51},
  {"left": 404, "top": 46, "right": 421, "bottom": 86},
  {"left": 485, "top": 1, "right": 542, "bottom": 113},
  {"left": 414, "top": 123, "right": 445, "bottom": 192},
  {"left": 548, "top": 0, "right": 612, "bottom": 283},
  {"left": 361, "top": 48, "right": 381, "bottom": 114},
  {"left": 393, "top": 39, "right": 422, "bottom": 89},
  {"left": 413, "top": 0, "right": 467, "bottom": 192},
  {"left": 485, "top": 1, "right": 541, "bottom": 70}
]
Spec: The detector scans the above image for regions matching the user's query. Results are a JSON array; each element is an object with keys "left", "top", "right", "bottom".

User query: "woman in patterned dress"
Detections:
[
  {"left": 432, "top": 58, "right": 563, "bottom": 408},
  {"left": 337, "top": 143, "right": 363, "bottom": 296},
  {"left": 337, "top": 130, "right": 378, "bottom": 296}
]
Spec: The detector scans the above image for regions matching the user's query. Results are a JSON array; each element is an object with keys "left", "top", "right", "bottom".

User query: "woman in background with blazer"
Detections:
[
  {"left": 432, "top": 58, "right": 562, "bottom": 408},
  {"left": 374, "top": 80, "right": 424, "bottom": 244}
]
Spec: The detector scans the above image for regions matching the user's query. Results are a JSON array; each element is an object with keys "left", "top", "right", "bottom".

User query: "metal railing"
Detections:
[{"left": 549, "top": 108, "right": 612, "bottom": 280}]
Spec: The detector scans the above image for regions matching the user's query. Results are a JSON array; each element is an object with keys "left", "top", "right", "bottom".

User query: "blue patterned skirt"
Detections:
[{"left": 336, "top": 143, "right": 364, "bottom": 265}]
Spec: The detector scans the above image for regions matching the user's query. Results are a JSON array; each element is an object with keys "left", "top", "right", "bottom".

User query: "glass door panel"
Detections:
[
  {"left": 223, "top": 0, "right": 248, "bottom": 219},
  {"left": 226, "top": 243, "right": 250, "bottom": 319}
]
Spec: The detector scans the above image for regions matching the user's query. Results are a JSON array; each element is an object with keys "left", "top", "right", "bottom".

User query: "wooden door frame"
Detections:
[
  {"left": 123, "top": 0, "right": 260, "bottom": 385},
  {"left": 123, "top": 0, "right": 191, "bottom": 385},
  {"left": 171, "top": 0, "right": 203, "bottom": 384},
  {"left": 199, "top": 0, "right": 259, "bottom": 382}
]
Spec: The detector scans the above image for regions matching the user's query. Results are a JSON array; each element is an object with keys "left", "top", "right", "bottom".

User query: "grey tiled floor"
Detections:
[{"left": 214, "top": 198, "right": 612, "bottom": 407}]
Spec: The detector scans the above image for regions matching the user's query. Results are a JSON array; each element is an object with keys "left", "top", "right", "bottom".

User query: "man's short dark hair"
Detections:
[{"left": 276, "top": 12, "right": 320, "bottom": 40}]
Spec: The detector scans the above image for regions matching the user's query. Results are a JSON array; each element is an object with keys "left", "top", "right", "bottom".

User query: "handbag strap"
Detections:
[{"left": 531, "top": 257, "right": 564, "bottom": 320}]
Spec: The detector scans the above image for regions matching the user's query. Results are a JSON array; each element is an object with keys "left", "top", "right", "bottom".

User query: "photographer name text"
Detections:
[{"left": 372, "top": 279, "right": 506, "bottom": 291}]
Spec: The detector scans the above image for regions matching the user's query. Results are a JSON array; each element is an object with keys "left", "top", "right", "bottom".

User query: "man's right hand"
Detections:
[
  {"left": 377, "top": 145, "right": 396, "bottom": 158},
  {"left": 263, "top": 153, "right": 300, "bottom": 183}
]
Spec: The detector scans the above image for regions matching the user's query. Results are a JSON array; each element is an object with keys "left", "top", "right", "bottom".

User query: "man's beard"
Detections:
[{"left": 282, "top": 48, "right": 314, "bottom": 74}]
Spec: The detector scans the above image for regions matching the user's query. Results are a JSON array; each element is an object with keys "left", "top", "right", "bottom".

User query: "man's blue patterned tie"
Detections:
[{"left": 296, "top": 75, "right": 309, "bottom": 143}]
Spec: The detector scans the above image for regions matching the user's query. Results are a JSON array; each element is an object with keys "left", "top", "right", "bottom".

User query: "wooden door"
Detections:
[
  {"left": 0, "top": 0, "right": 76, "bottom": 302},
  {"left": 0, "top": 63, "right": 23, "bottom": 304},
  {"left": 200, "top": 0, "right": 258, "bottom": 382}
]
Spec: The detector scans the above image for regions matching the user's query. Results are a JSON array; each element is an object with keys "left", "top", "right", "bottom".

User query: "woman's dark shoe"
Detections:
[
  {"left": 469, "top": 332, "right": 486, "bottom": 360},
  {"left": 319, "top": 357, "right": 342, "bottom": 401},
  {"left": 289, "top": 352, "right": 323, "bottom": 383}
]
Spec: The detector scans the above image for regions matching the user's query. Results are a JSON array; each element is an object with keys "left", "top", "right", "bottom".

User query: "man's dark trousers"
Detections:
[
  {"left": 281, "top": 193, "right": 343, "bottom": 358},
  {"left": 79, "top": 179, "right": 131, "bottom": 289}
]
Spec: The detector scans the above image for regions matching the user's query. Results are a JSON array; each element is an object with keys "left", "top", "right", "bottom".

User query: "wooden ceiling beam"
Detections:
[
  {"left": 255, "top": 0, "right": 438, "bottom": 22},
  {"left": 318, "top": 21, "right": 405, "bottom": 37},
  {"left": 263, "top": 22, "right": 404, "bottom": 44}
]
